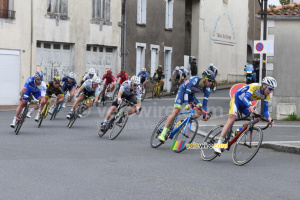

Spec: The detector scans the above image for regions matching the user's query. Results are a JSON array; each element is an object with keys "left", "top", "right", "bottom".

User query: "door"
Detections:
[
  {"left": 0, "top": 49, "right": 20, "bottom": 105},
  {"left": 150, "top": 46, "right": 159, "bottom": 77},
  {"left": 136, "top": 46, "right": 142, "bottom": 75},
  {"left": 164, "top": 48, "right": 172, "bottom": 91}
]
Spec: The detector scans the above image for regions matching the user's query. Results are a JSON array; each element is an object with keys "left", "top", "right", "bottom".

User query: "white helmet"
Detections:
[
  {"left": 180, "top": 66, "right": 184, "bottom": 70},
  {"left": 209, "top": 63, "right": 214, "bottom": 67},
  {"left": 92, "top": 76, "right": 100, "bottom": 84},
  {"left": 262, "top": 76, "right": 277, "bottom": 88},
  {"left": 130, "top": 76, "right": 140, "bottom": 85},
  {"left": 68, "top": 72, "right": 76, "bottom": 79},
  {"left": 175, "top": 66, "right": 180, "bottom": 71},
  {"left": 88, "top": 68, "right": 96, "bottom": 75},
  {"left": 142, "top": 68, "right": 146, "bottom": 72}
]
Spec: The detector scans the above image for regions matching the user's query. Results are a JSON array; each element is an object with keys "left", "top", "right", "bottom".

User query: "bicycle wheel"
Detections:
[
  {"left": 201, "top": 124, "right": 224, "bottom": 161},
  {"left": 108, "top": 111, "right": 129, "bottom": 140},
  {"left": 38, "top": 102, "right": 49, "bottom": 128},
  {"left": 15, "top": 106, "right": 28, "bottom": 135},
  {"left": 173, "top": 119, "right": 198, "bottom": 153},
  {"left": 68, "top": 107, "right": 80, "bottom": 128},
  {"left": 157, "top": 85, "right": 163, "bottom": 98},
  {"left": 98, "top": 124, "right": 107, "bottom": 137},
  {"left": 232, "top": 126, "right": 263, "bottom": 166},
  {"left": 152, "top": 86, "right": 158, "bottom": 99},
  {"left": 50, "top": 107, "right": 57, "bottom": 120},
  {"left": 150, "top": 116, "right": 168, "bottom": 148},
  {"left": 141, "top": 87, "right": 146, "bottom": 101}
]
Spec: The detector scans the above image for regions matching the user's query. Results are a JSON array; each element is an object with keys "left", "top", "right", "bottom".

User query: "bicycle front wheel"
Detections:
[
  {"left": 152, "top": 86, "right": 158, "bottom": 99},
  {"left": 232, "top": 126, "right": 263, "bottom": 166},
  {"left": 141, "top": 87, "right": 146, "bottom": 101},
  {"left": 150, "top": 116, "right": 167, "bottom": 148},
  {"left": 201, "top": 124, "right": 224, "bottom": 161},
  {"left": 173, "top": 119, "right": 198, "bottom": 153},
  {"left": 38, "top": 103, "right": 49, "bottom": 128},
  {"left": 15, "top": 107, "right": 27, "bottom": 135},
  {"left": 109, "top": 111, "right": 129, "bottom": 140}
]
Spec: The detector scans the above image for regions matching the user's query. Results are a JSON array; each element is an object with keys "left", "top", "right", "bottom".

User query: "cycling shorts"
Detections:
[
  {"left": 229, "top": 95, "right": 250, "bottom": 116},
  {"left": 112, "top": 94, "right": 137, "bottom": 107},
  {"left": 80, "top": 88, "right": 96, "bottom": 99},
  {"left": 174, "top": 86, "right": 195, "bottom": 109},
  {"left": 119, "top": 79, "right": 127, "bottom": 85},
  {"left": 23, "top": 89, "right": 42, "bottom": 101}
]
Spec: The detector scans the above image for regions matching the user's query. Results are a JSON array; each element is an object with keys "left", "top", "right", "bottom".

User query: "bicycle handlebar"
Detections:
[{"left": 251, "top": 113, "right": 273, "bottom": 130}]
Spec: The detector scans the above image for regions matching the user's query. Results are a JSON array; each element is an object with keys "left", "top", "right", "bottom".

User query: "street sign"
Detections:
[
  {"left": 229, "top": 83, "right": 258, "bottom": 106},
  {"left": 254, "top": 40, "right": 267, "bottom": 54}
]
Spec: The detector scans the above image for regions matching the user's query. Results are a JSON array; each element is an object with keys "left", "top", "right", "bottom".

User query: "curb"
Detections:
[{"left": 196, "top": 130, "right": 300, "bottom": 155}]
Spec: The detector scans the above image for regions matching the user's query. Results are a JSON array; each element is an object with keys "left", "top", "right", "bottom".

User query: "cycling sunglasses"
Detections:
[
  {"left": 132, "top": 83, "right": 139, "bottom": 87},
  {"left": 268, "top": 87, "right": 274, "bottom": 91},
  {"left": 205, "top": 78, "right": 214, "bottom": 82},
  {"left": 36, "top": 78, "right": 42, "bottom": 81},
  {"left": 54, "top": 81, "right": 60, "bottom": 84},
  {"left": 93, "top": 83, "right": 99, "bottom": 86}
]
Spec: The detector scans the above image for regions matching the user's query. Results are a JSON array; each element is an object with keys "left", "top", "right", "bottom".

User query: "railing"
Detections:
[{"left": 0, "top": 9, "right": 16, "bottom": 19}]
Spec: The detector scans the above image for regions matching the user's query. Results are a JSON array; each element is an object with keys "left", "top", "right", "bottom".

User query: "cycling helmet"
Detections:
[
  {"left": 175, "top": 66, "right": 180, "bottom": 71},
  {"left": 202, "top": 70, "right": 215, "bottom": 80},
  {"left": 35, "top": 71, "right": 43, "bottom": 80},
  {"left": 142, "top": 68, "right": 146, "bottom": 72},
  {"left": 53, "top": 76, "right": 61, "bottom": 82},
  {"left": 88, "top": 68, "right": 96, "bottom": 75},
  {"left": 92, "top": 76, "right": 101, "bottom": 84},
  {"left": 262, "top": 76, "right": 277, "bottom": 88},
  {"left": 130, "top": 76, "right": 140, "bottom": 85},
  {"left": 190, "top": 56, "right": 196, "bottom": 60},
  {"left": 68, "top": 72, "right": 76, "bottom": 79},
  {"left": 158, "top": 65, "right": 163, "bottom": 69},
  {"left": 107, "top": 69, "right": 112, "bottom": 74},
  {"left": 180, "top": 66, "right": 184, "bottom": 70},
  {"left": 209, "top": 63, "right": 214, "bottom": 67},
  {"left": 121, "top": 70, "right": 126, "bottom": 74}
]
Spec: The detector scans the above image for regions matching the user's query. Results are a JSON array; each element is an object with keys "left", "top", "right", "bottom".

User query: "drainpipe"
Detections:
[
  {"left": 261, "top": 0, "right": 268, "bottom": 116},
  {"left": 122, "top": 0, "right": 126, "bottom": 71},
  {"left": 30, "top": 0, "right": 33, "bottom": 76}
]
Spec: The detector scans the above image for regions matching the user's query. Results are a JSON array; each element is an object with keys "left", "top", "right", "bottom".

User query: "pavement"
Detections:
[{"left": 2, "top": 82, "right": 300, "bottom": 155}]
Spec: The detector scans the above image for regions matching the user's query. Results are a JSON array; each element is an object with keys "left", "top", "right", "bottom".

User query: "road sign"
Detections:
[
  {"left": 254, "top": 40, "right": 267, "bottom": 54},
  {"left": 229, "top": 83, "right": 258, "bottom": 106}
]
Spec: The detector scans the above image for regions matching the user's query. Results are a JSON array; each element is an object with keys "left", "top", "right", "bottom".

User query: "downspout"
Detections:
[
  {"left": 30, "top": 0, "right": 33, "bottom": 76},
  {"left": 122, "top": 0, "right": 126, "bottom": 71}
]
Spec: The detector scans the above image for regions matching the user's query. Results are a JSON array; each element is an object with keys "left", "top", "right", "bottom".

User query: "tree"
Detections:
[{"left": 279, "top": 0, "right": 290, "bottom": 5}]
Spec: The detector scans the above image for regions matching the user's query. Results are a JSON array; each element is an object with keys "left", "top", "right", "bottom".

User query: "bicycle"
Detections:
[
  {"left": 67, "top": 95, "right": 90, "bottom": 128},
  {"left": 150, "top": 104, "right": 211, "bottom": 153},
  {"left": 169, "top": 79, "right": 180, "bottom": 97},
  {"left": 38, "top": 95, "right": 57, "bottom": 127},
  {"left": 98, "top": 98, "right": 139, "bottom": 140},
  {"left": 151, "top": 79, "right": 163, "bottom": 99},
  {"left": 112, "top": 83, "right": 120, "bottom": 101},
  {"left": 140, "top": 83, "right": 147, "bottom": 101},
  {"left": 49, "top": 99, "right": 64, "bottom": 120},
  {"left": 200, "top": 113, "right": 271, "bottom": 166},
  {"left": 14, "top": 95, "right": 36, "bottom": 135},
  {"left": 98, "top": 83, "right": 113, "bottom": 106},
  {"left": 210, "top": 80, "right": 217, "bottom": 93}
]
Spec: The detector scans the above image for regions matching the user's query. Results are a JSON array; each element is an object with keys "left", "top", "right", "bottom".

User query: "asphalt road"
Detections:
[{"left": 1, "top": 89, "right": 299, "bottom": 200}]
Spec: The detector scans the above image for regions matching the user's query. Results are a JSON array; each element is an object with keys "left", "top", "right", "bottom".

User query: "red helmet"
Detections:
[
  {"left": 121, "top": 70, "right": 126, "bottom": 74},
  {"left": 107, "top": 69, "right": 112, "bottom": 74}
]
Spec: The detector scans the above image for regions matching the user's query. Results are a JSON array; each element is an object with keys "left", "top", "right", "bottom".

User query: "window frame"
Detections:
[
  {"left": 137, "top": 0, "right": 147, "bottom": 25},
  {"left": 165, "top": 0, "right": 173, "bottom": 30}
]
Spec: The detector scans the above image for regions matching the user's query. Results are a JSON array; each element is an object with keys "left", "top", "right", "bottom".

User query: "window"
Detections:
[
  {"left": 63, "top": 44, "right": 70, "bottom": 50},
  {"left": 99, "top": 47, "right": 103, "bottom": 52},
  {"left": 44, "top": 43, "right": 51, "bottom": 49},
  {"left": 106, "top": 47, "right": 113, "bottom": 53},
  {"left": 137, "top": 0, "right": 146, "bottom": 24},
  {"left": 87, "top": 46, "right": 91, "bottom": 51},
  {"left": 0, "top": 0, "right": 15, "bottom": 19},
  {"left": 165, "top": 0, "right": 173, "bottom": 29},
  {"left": 92, "top": 0, "right": 110, "bottom": 22},
  {"left": 93, "top": 47, "right": 98, "bottom": 52},
  {"left": 37, "top": 42, "right": 41, "bottom": 48},
  {"left": 53, "top": 44, "right": 61, "bottom": 49},
  {"left": 47, "top": 0, "right": 68, "bottom": 16}
]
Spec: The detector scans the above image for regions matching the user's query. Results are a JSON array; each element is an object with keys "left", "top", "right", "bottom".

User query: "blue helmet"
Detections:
[
  {"left": 202, "top": 70, "right": 215, "bottom": 80},
  {"left": 35, "top": 71, "right": 43, "bottom": 80}
]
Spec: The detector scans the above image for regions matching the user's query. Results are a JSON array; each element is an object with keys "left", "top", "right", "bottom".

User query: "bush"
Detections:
[{"left": 283, "top": 112, "right": 300, "bottom": 121}]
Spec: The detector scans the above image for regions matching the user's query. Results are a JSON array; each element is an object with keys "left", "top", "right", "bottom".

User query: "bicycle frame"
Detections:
[{"left": 169, "top": 110, "right": 195, "bottom": 139}]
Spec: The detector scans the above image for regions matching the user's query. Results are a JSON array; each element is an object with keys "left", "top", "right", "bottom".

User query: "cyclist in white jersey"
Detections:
[{"left": 100, "top": 76, "right": 142, "bottom": 132}]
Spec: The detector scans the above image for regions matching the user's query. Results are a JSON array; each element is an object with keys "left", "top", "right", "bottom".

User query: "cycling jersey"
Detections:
[
  {"left": 137, "top": 71, "right": 149, "bottom": 79},
  {"left": 175, "top": 76, "right": 210, "bottom": 116},
  {"left": 230, "top": 83, "right": 270, "bottom": 118},
  {"left": 120, "top": 80, "right": 142, "bottom": 101},
  {"left": 80, "top": 72, "right": 97, "bottom": 85},
  {"left": 46, "top": 81, "right": 64, "bottom": 97},
  {"left": 81, "top": 79, "right": 100, "bottom": 98},
  {"left": 102, "top": 74, "right": 116, "bottom": 85},
  {"left": 172, "top": 70, "right": 183, "bottom": 80},
  {"left": 23, "top": 77, "right": 46, "bottom": 101},
  {"left": 61, "top": 76, "right": 77, "bottom": 92},
  {"left": 153, "top": 69, "right": 165, "bottom": 80},
  {"left": 117, "top": 72, "right": 129, "bottom": 84},
  {"left": 182, "top": 69, "right": 190, "bottom": 78},
  {"left": 208, "top": 66, "right": 218, "bottom": 76}
]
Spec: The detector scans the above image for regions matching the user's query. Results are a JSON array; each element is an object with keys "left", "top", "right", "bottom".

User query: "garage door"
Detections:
[{"left": 0, "top": 49, "right": 20, "bottom": 105}]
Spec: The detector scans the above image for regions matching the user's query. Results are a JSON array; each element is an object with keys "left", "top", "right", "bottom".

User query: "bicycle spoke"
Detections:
[
  {"left": 150, "top": 116, "right": 167, "bottom": 148},
  {"left": 108, "top": 111, "right": 129, "bottom": 140}
]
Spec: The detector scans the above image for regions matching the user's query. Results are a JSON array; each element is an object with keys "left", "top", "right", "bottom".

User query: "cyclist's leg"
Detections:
[
  {"left": 160, "top": 79, "right": 165, "bottom": 91},
  {"left": 110, "top": 82, "right": 116, "bottom": 91},
  {"left": 72, "top": 93, "right": 84, "bottom": 110},
  {"left": 126, "top": 95, "right": 138, "bottom": 115},
  {"left": 85, "top": 91, "right": 95, "bottom": 109},
  {"left": 103, "top": 102, "right": 118, "bottom": 124}
]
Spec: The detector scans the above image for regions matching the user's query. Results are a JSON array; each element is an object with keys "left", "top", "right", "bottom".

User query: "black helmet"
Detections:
[{"left": 202, "top": 70, "right": 215, "bottom": 80}]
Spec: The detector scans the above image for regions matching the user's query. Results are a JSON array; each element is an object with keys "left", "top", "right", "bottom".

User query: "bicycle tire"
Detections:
[
  {"left": 109, "top": 111, "right": 129, "bottom": 140},
  {"left": 141, "top": 87, "right": 146, "bottom": 101},
  {"left": 68, "top": 117, "right": 77, "bottom": 128},
  {"left": 38, "top": 102, "right": 49, "bottom": 128},
  {"left": 173, "top": 119, "right": 198, "bottom": 153},
  {"left": 50, "top": 107, "right": 56, "bottom": 120},
  {"left": 68, "top": 106, "right": 80, "bottom": 128},
  {"left": 152, "top": 86, "right": 158, "bottom": 99},
  {"left": 112, "top": 87, "right": 119, "bottom": 101},
  {"left": 98, "top": 124, "right": 107, "bottom": 137},
  {"left": 200, "top": 124, "right": 224, "bottom": 161},
  {"left": 232, "top": 126, "right": 263, "bottom": 166},
  {"left": 15, "top": 106, "right": 28, "bottom": 135},
  {"left": 53, "top": 104, "right": 61, "bottom": 119},
  {"left": 150, "top": 116, "right": 168, "bottom": 148}
]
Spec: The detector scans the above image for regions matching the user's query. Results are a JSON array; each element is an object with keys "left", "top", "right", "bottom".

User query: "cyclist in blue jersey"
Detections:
[
  {"left": 61, "top": 72, "right": 77, "bottom": 107},
  {"left": 157, "top": 70, "right": 215, "bottom": 142},
  {"left": 10, "top": 72, "right": 47, "bottom": 128},
  {"left": 137, "top": 68, "right": 149, "bottom": 88}
]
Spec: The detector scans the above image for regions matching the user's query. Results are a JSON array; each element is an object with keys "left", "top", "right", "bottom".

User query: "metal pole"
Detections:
[
  {"left": 122, "top": 0, "right": 127, "bottom": 71},
  {"left": 261, "top": 0, "right": 268, "bottom": 115}
]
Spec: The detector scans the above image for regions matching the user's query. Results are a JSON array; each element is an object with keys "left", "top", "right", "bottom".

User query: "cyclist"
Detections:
[
  {"left": 61, "top": 72, "right": 77, "bottom": 107},
  {"left": 180, "top": 66, "right": 190, "bottom": 81},
  {"left": 116, "top": 70, "right": 129, "bottom": 85},
  {"left": 169, "top": 66, "right": 184, "bottom": 85},
  {"left": 157, "top": 70, "right": 215, "bottom": 142},
  {"left": 10, "top": 72, "right": 46, "bottom": 128},
  {"left": 214, "top": 76, "right": 277, "bottom": 154},
  {"left": 99, "top": 69, "right": 116, "bottom": 101},
  {"left": 100, "top": 76, "right": 142, "bottom": 133},
  {"left": 67, "top": 76, "right": 101, "bottom": 119},
  {"left": 152, "top": 65, "right": 165, "bottom": 92},
  {"left": 208, "top": 63, "right": 218, "bottom": 90},
  {"left": 78, "top": 68, "right": 97, "bottom": 87},
  {"left": 137, "top": 68, "right": 149, "bottom": 88}
]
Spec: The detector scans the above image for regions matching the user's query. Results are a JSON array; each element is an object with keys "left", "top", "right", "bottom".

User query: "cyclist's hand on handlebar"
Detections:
[
  {"left": 268, "top": 117, "right": 274, "bottom": 126},
  {"left": 184, "top": 104, "right": 190, "bottom": 110},
  {"left": 118, "top": 98, "right": 122, "bottom": 105},
  {"left": 75, "top": 93, "right": 79, "bottom": 98},
  {"left": 249, "top": 105, "right": 255, "bottom": 113}
]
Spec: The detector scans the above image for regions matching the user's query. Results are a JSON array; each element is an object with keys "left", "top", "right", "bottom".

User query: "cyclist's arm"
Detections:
[
  {"left": 77, "top": 84, "right": 85, "bottom": 95},
  {"left": 241, "top": 91, "right": 253, "bottom": 108},
  {"left": 137, "top": 72, "right": 141, "bottom": 77},
  {"left": 202, "top": 89, "right": 210, "bottom": 117}
]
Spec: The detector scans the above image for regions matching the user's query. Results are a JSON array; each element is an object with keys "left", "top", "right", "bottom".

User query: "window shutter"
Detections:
[
  {"left": 141, "top": 0, "right": 147, "bottom": 24},
  {"left": 105, "top": 0, "right": 110, "bottom": 21},
  {"left": 169, "top": 0, "right": 173, "bottom": 29},
  {"left": 165, "top": 0, "right": 168, "bottom": 28},
  {"left": 137, "top": 0, "right": 141, "bottom": 24},
  {"left": 61, "top": 0, "right": 68, "bottom": 16}
]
